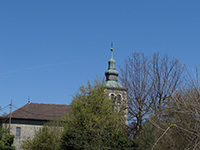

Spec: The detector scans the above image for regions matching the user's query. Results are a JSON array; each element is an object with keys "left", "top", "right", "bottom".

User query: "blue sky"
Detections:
[{"left": 0, "top": 0, "right": 200, "bottom": 114}]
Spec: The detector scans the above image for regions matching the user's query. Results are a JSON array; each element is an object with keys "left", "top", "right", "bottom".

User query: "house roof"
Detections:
[{"left": 3, "top": 103, "right": 71, "bottom": 121}]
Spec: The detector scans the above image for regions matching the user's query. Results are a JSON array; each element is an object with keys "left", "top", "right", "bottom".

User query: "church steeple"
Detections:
[
  {"left": 104, "top": 45, "right": 125, "bottom": 89},
  {"left": 103, "top": 44, "right": 127, "bottom": 121},
  {"left": 105, "top": 47, "right": 119, "bottom": 81}
]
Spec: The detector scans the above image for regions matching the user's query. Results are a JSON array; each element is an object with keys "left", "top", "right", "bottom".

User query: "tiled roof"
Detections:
[{"left": 6, "top": 103, "right": 71, "bottom": 121}]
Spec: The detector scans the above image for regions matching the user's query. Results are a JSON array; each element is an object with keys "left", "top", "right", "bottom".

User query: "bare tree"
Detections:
[
  {"left": 147, "top": 69, "right": 200, "bottom": 150},
  {"left": 119, "top": 52, "right": 183, "bottom": 134},
  {"left": 166, "top": 67, "right": 200, "bottom": 149},
  {"left": 135, "top": 67, "right": 200, "bottom": 150},
  {"left": 119, "top": 53, "right": 153, "bottom": 134},
  {"left": 150, "top": 53, "right": 183, "bottom": 115}
]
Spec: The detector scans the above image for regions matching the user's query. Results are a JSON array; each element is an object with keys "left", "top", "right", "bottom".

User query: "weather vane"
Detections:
[{"left": 111, "top": 41, "right": 113, "bottom": 48}]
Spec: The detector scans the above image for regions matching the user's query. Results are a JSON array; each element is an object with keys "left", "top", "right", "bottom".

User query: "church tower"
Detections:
[{"left": 103, "top": 46, "right": 127, "bottom": 113}]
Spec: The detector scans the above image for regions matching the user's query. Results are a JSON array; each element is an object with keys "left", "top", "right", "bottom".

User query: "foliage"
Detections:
[
  {"left": 0, "top": 127, "right": 15, "bottom": 150},
  {"left": 21, "top": 125, "right": 62, "bottom": 150},
  {"left": 61, "top": 80, "right": 132, "bottom": 150}
]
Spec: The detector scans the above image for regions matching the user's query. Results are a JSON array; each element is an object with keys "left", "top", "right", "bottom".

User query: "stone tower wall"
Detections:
[{"left": 105, "top": 88, "right": 127, "bottom": 121}]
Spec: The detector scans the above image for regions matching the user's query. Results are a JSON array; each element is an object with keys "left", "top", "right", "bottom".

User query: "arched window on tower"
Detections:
[
  {"left": 116, "top": 94, "right": 121, "bottom": 104},
  {"left": 110, "top": 93, "right": 116, "bottom": 109},
  {"left": 110, "top": 94, "right": 115, "bottom": 101},
  {"left": 116, "top": 94, "right": 122, "bottom": 112}
]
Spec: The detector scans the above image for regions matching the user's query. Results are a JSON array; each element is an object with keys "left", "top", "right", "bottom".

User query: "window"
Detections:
[
  {"left": 110, "top": 94, "right": 115, "bottom": 101},
  {"left": 116, "top": 94, "right": 121, "bottom": 105},
  {"left": 16, "top": 127, "right": 21, "bottom": 137},
  {"left": 116, "top": 94, "right": 122, "bottom": 112}
]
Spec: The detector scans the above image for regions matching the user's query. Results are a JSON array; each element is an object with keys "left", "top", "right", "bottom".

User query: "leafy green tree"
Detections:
[
  {"left": 21, "top": 125, "right": 62, "bottom": 150},
  {"left": 0, "top": 127, "right": 15, "bottom": 150},
  {"left": 61, "top": 80, "right": 132, "bottom": 150}
]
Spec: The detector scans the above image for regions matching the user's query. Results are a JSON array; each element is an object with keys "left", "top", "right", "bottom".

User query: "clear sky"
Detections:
[{"left": 0, "top": 0, "right": 200, "bottom": 114}]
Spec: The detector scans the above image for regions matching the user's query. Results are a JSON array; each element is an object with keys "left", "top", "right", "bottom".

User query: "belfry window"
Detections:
[
  {"left": 116, "top": 94, "right": 122, "bottom": 112},
  {"left": 110, "top": 94, "right": 115, "bottom": 101},
  {"left": 116, "top": 94, "right": 121, "bottom": 105}
]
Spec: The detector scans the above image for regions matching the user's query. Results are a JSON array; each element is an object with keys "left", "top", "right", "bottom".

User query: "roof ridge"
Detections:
[{"left": 29, "top": 102, "right": 70, "bottom": 106}]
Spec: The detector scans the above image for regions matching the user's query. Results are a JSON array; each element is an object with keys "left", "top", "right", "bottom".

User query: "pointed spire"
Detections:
[
  {"left": 108, "top": 42, "right": 115, "bottom": 70},
  {"left": 103, "top": 43, "right": 126, "bottom": 89},
  {"left": 111, "top": 42, "right": 113, "bottom": 59},
  {"left": 105, "top": 44, "right": 118, "bottom": 81}
]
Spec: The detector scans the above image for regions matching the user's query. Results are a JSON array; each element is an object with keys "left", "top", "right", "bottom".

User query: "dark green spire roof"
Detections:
[
  {"left": 105, "top": 48, "right": 119, "bottom": 78},
  {"left": 103, "top": 47, "right": 125, "bottom": 90}
]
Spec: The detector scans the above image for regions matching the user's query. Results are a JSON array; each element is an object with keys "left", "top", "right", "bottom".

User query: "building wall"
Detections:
[{"left": 2, "top": 119, "right": 45, "bottom": 150}]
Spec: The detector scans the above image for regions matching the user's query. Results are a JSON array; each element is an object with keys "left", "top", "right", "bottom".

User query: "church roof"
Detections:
[
  {"left": 2, "top": 103, "right": 71, "bottom": 121},
  {"left": 103, "top": 80, "right": 126, "bottom": 90}
]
